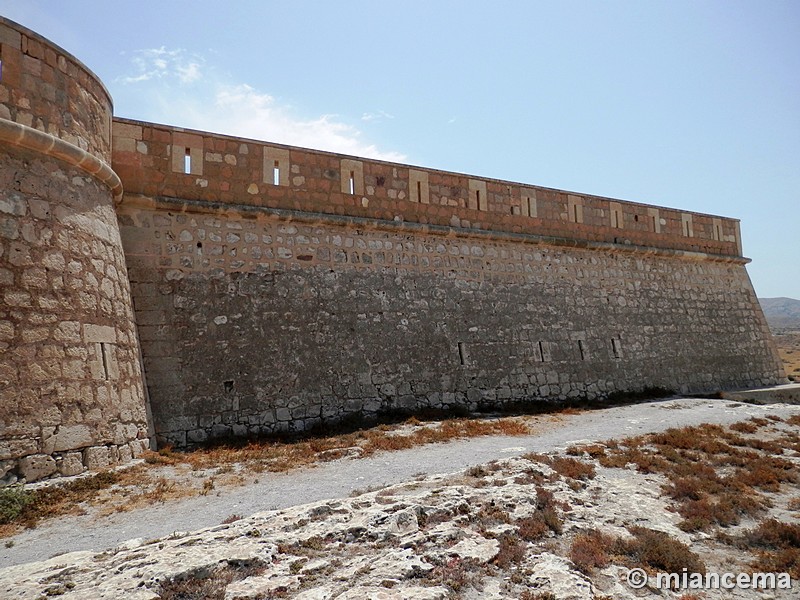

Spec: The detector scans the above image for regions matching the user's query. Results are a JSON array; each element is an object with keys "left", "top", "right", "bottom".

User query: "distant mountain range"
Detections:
[{"left": 760, "top": 297, "right": 800, "bottom": 331}]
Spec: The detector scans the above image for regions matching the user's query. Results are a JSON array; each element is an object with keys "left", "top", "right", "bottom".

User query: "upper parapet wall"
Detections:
[
  {"left": 0, "top": 17, "right": 113, "bottom": 162},
  {"left": 112, "top": 117, "right": 743, "bottom": 259}
]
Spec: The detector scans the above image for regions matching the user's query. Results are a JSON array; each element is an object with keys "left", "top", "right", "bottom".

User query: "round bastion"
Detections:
[{"left": 0, "top": 17, "right": 150, "bottom": 484}]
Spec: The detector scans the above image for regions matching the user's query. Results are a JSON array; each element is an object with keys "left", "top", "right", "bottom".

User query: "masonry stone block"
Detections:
[
  {"left": 83, "top": 446, "right": 110, "bottom": 470},
  {"left": 18, "top": 454, "right": 57, "bottom": 481},
  {"left": 57, "top": 452, "right": 85, "bottom": 476}
]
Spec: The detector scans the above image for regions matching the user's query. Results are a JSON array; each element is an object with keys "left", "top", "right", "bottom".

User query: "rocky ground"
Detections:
[{"left": 1, "top": 398, "right": 800, "bottom": 599}]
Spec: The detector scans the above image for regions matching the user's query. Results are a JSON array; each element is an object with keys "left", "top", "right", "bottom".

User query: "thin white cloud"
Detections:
[
  {"left": 361, "top": 110, "right": 395, "bottom": 122},
  {"left": 117, "top": 48, "right": 406, "bottom": 162},
  {"left": 119, "top": 47, "right": 204, "bottom": 84}
]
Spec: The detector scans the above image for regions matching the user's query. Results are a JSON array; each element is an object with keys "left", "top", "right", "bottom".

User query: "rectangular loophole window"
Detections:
[
  {"left": 476, "top": 189, "right": 487, "bottom": 211},
  {"left": 183, "top": 148, "right": 191, "bottom": 174},
  {"left": 100, "top": 342, "right": 110, "bottom": 380},
  {"left": 349, "top": 171, "right": 355, "bottom": 195},
  {"left": 273, "top": 161, "right": 280, "bottom": 185},
  {"left": 683, "top": 220, "right": 690, "bottom": 236},
  {"left": 611, "top": 338, "right": 621, "bottom": 359},
  {"left": 578, "top": 340, "right": 586, "bottom": 361},
  {"left": 417, "top": 181, "right": 422, "bottom": 203},
  {"left": 538, "top": 341, "right": 550, "bottom": 362},
  {"left": 457, "top": 342, "right": 467, "bottom": 366}
]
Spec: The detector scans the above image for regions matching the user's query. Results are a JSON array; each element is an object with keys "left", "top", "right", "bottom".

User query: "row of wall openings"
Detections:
[
  {"left": 457, "top": 339, "right": 620, "bottom": 366},
  {"left": 172, "top": 145, "right": 732, "bottom": 248},
  {"left": 255, "top": 155, "right": 728, "bottom": 247},
  {"left": 535, "top": 339, "right": 621, "bottom": 362}
]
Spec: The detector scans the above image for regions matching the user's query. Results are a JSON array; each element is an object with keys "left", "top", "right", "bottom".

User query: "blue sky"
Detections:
[{"left": 3, "top": 1, "right": 798, "bottom": 298}]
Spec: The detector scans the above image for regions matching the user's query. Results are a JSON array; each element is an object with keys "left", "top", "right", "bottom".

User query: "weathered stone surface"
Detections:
[
  {"left": 17, "top": 453, "right": 56, "bottom": 481},
  {"left": 82, "top": 446, "right": 110, "bottom": 470},
  {"left": 52, "top": 424, "right": 95, "bottom": 452},
  {"left": 528, "top": 552, "right": 594, "bottom": 600},
  {"left": 57, "top": 452, "right": 85, "bottom": 476}
]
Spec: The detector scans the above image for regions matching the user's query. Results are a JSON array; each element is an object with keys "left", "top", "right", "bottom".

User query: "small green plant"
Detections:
[{"left": 0, "top": 486, "right": 32, "bottom": 524}]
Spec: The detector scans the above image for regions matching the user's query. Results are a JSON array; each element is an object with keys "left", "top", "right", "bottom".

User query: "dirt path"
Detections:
[{"left": 2, "top": 396, "right": 798, "bottom": 569}]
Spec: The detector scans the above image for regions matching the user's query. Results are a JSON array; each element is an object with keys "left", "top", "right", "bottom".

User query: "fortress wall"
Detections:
[
  {"left": 117, "top": 193, "right": 784, "bottom": 447},
  {"left": 112, "top": 119, "right": 741, "bottom": 259},
  {"left": 0, "top": 19, "right": 148, "bottom": 484}
]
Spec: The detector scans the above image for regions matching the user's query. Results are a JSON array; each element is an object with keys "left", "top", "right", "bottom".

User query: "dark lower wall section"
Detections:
[{"left": 118, "top": 197, "right": 785, "bottom": 447}]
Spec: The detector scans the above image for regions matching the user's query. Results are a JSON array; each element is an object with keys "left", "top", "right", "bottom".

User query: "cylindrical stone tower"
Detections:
[{"left": 0, "top": 17, "right": 149, "bottom": 483}]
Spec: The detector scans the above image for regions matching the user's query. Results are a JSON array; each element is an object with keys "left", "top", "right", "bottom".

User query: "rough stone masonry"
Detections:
[{"left": 0, "top": 16, "right": 786, "bottom": 482}]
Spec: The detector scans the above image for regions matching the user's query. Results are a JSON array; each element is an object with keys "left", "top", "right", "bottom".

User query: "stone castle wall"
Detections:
[
  {"left": 110, "top": 119, "right": 783, "bottom": 447},
  {"left": 118, "top": 194, "right": 782, "bottom": 447},
  {"left": 0, "top": 17, "right": 786, "bottom": 479},
  {"left": 0, "top": 19, "right": 149, "bottom": 484}
]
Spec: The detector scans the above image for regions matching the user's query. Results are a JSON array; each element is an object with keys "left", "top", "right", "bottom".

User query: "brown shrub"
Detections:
[
  {"left": 520, "top": 592, "right": 557, "bottom": 600},
  {"left": 569, "top": 529, "right": 617, "bottom": 573},
  {"left": 744, "top": 518, "right": 800, "bottom": 550},
  {"left": 617, "top": 527, "right": 705, "bottom": 574},
  {"left": 786, "top": 415, "right": 800, "bottom": 426},
  {"left": 474, "top": 502, "right": 511, "bottom": 526},
  {"left": 517, "top": 513, "right": 549, "bottom": 541},
  {"left": 736, "top": 457, "right": 797, "bottom": 490},
  {"left": 221, "top": 514, "right": 242, "bottom": 524},
  {"left": 541, "top": 506, "right": 563, "bottom": 535},
  {"left": 492, "top": 534, "right": 527, "bottom": 568},
  {"left": 729, "top": 421, "right": 758, "bottom": 434},
  {"left": 549, "top": 456, "right": 596, "bottom": 481},
  {"left": 535, "top": 487, "right": 555, "bottom": 510},
  {"left": 429, "top": 557, "right": 482, "bottom": 592},
  {"left": 735, "top": 519, "right": 800, "bottom": 577}
]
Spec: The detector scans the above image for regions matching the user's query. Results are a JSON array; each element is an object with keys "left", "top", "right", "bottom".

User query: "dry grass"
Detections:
[
  {"left": 176, "top": 416, "right": 530, "bottom": 475},
  {"left": 0, "top": 415, "right": 533, "bottom": 537}
]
